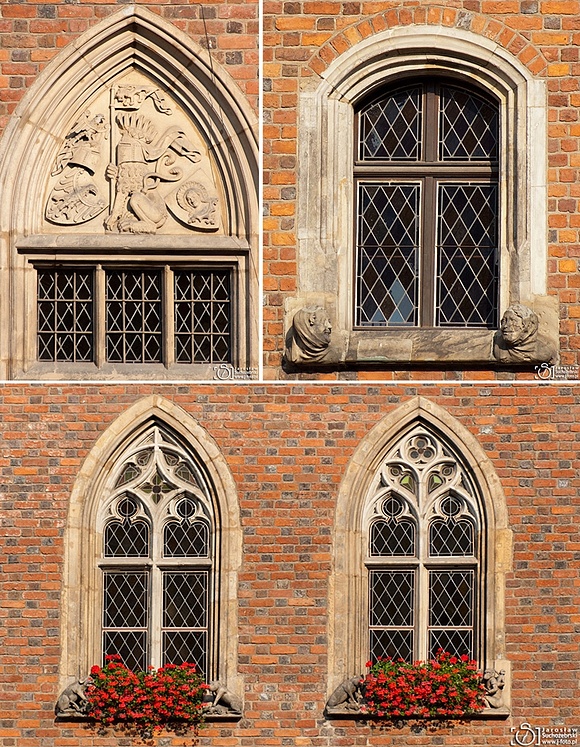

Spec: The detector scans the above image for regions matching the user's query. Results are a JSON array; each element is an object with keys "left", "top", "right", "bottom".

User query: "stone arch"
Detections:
[
  {"left": 60, "top": 395, "right": 242, "bottom": 697},
  {"left": 293, "top": 16, "right": 555, "bottom": 369},
  {"left": 329, "top": 397, "right": 512, "bottom": 705},
  {"left": 0, "top": 6, "right": 258, "bottom": 378}
]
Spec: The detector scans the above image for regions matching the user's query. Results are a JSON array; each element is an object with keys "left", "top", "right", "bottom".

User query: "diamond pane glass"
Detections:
[
  {"left": 430, "top": 519, "right": 474, "bottom": 557},
  {"left": 359, "top": 87, "right": 422, "bottom": 160},
  {"left": 163, "top": 572, "right": 207, "bottom": 629},
  {"left": 429, "top": 629, "right": 473, "bottom": 660},
  {"left": 370, "top": 629, "right": 414, "bottom": 664},
  {"left": 429, "top": 570, "right": 474, "bottom": 628},
  {"left": 103, "top": 571, "right": 149, "bottom": 629},
  {"left": 436, "top": 183, "right": 498, "bottom": 327},
  {"left": 164, "top": 520, "right": 209, "bottom": 558},
  {"left": 440, "top": 85, "right": 499, "bottom": 161},
  {"left": 370, "top": 570, "right": 414, "bottom": 627},
  {"left": 356, "top": 183, "right": 420, "bottom": 326},
  {"left": 103, "top": 631, "right": 147, "bottom": 672},
  {"left": 106, "top": 270, "right": 162, "bottom": 363},
  {"left": 37, "top": 269, "right": 93, "bottom": 362},
  {"left": 163, "top": 631, "right": 207, "bottom": 677},
  {"left": 174, "top": 270, "right": 231, "bottom": 364},
  {"left": 105, "top": 520, "right": 149, "bottom": 558},
  {"left": 370, "top": 519, "right": 415, "bottom": 557}
]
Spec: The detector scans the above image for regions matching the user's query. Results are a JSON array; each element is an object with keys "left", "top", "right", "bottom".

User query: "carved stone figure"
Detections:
[
  {"left": 483, "top": 668, "right": 506, "bottom": 709},
  {"left": 204, "top": 680, "right": 243, "bottom": 715},
  {"left": 288, "top": 306, "right": 332, "bottom": 364},
  {"left": 493, "top": 304, "right": 557, "bottom": 364},
  {"left": 55, "top": 677, "right": 93, "bottom": 716},
  {"left": 46, "top": 110, "right": 109, "bottom": 225},
  {"left": 44, "top": 77, "right": 221, "bottom": 233},
  {"left": 325, "top": 675, "right": 364, "bottom": 711}
]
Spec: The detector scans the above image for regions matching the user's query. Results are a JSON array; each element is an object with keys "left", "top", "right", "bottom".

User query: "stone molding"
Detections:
[{"left": 291, "top": 23, "right": 556, "bottom": 368}]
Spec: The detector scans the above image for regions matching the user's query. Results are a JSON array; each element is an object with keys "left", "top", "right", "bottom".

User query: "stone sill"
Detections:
[
  {"left": 55, "top": 711, "right": 242, "bottom": 724},
  {"left": 325, "top": 707, "right": 510, "bottom": 720},
  {"left": 14, "top": 362, "right": 256, "bottom": 382}
]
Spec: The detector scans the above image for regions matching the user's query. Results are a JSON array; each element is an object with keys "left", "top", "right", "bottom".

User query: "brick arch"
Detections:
[{"left": 308, "top": 4, "right": 547, "bottom": 79}]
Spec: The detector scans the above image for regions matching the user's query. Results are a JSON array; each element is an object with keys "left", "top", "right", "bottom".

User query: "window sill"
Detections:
[
  {"left": 324, "top": 706, "right": 510, "bottom": 720},
  {"left": 55, "top": 711, "right": 243, "bottom": 724},
  {"left": 14, "top": 362, "right": 257, "bottom": 382}
]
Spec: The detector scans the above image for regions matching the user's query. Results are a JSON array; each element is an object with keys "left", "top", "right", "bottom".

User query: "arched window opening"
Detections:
[
  {"left": 355, "top": 79, "right": 500, "bottom": 330},
  {"left": 97, "top": 424, "right": 216, "bottom": 678}
]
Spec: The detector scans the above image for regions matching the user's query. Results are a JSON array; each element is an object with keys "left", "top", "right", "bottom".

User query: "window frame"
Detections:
[
  {"left": 293, "top": 25, "right": 551, "bottom": 367},
  {"left": 353, "top": 78, "right": 501, "bottom": 331}
]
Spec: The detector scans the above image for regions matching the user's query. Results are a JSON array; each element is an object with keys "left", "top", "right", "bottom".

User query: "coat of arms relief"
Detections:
[{"left": 45, "top": 73, "right": 222, "bottom": 234}]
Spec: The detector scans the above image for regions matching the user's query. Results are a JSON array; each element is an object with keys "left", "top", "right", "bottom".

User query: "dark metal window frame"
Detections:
[
  {"left": 354, "top": 78, "right": 500, "bottom": 330},
  {"left": 36, "top": 263, "right": 234, "bottom": 367}
]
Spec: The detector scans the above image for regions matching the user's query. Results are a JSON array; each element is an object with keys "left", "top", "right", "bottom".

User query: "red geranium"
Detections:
[
  {"left": 362, "top": 650, "right": 486, "bottom": 720},
  {"left": 87, "top": 654, "right": 207, "bottom": 740}
]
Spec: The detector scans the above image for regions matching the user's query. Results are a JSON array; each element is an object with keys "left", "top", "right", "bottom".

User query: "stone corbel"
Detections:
[
  {"left": 493, "top": 302, "right": 558, "bottom": 365},
  {"left": 284, "top": 294, "right": 343, "bottom": 367},
  {"left": 55, "top": 677, "right": 93, "bottom": 718}
]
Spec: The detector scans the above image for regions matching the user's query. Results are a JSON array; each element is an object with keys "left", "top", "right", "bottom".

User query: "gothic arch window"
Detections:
[
  {"left": 292, "top": 25, "right": 553, "bottom": 368},
  {"left": 61, "top": 397, "right": 242, "bottom": 697},
  {"left": 329, "top": 398, "right": 512, "bottom": 709},
  {"left": 365, "top": 426, "right": 483, "bottom": 663},
  {"left": 0, "top": 7, "right": 258, "bottom": 379},
  {"left": 99, "top": 426, "right": 216, "bottom": 677}
]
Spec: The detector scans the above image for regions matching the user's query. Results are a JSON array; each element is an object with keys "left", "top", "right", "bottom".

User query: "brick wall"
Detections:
[
  {"left": 263, "top": 0, "right": 580, "bottom": 378},
  {"left": 1, "top": 383, "right": 578, "bottom": 745},
  {"left": 0, "top": 0, "right": 258, "bottom": 136}
]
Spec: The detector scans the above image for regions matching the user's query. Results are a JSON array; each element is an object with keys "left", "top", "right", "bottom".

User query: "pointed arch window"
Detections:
[
  {"left": 364, "top": 426, "right": 482, "bottom": 664},
  {"left": 98, "top": 425, "right": 216, "bottom": 678}
]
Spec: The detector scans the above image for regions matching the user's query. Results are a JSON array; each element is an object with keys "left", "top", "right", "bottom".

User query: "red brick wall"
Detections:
[
  {"left": 0, "top": 0, "right": 258, "bottom": 136},
  {"left": 1, "top": 383, "right": 578, "bottom": 745},
  {"left": 263, "top": 0, "right": 580, "bottom": 378}
]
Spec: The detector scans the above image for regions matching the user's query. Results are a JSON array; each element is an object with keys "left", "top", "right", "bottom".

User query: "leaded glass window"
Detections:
[
  {"left": 36, "top": 266, "right": 233, "bottom": 366},
  {"left": 364, "top": 427, "right": 481, "bottom": 664},
  {"left": 99, "top": 426, "right": 215, "bottom": 677},
  {"left": 355, "top": 80, "right": 499, "bottom": 329}
]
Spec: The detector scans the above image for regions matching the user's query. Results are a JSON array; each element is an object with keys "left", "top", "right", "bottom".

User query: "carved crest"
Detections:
[{"left": 45, "top": 75, "right": 221, "bottom": 234}]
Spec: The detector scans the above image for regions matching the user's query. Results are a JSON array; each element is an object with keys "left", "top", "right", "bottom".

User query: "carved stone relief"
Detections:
[
  {"left": 55, "top": 677, "right": 93, "bottom": 717},
  {"left": 204, "top": 681, "right": 243, "bottom": 715},
  {"left": 286, "top": 305, "right": 332, "bottom": 364},
  {"left": 45, "top": 72, "right": 222, "bottom": 235},
  {"left": 493, "top": 304, "right": 557, "bottom": 365}
]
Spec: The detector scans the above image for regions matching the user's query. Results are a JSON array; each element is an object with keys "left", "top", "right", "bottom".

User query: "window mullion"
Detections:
[
  {"left": 150, "top": 530, "right": 163, "bottom": 670},
  {"left": 95, "top": 265, "right": 105, "bottom": 368},
  {"left": 420, "top": 176, "right": 437, "bottom": 327},
  {"left": 163, "top": 265, "right": 174, "bottom": 368}
]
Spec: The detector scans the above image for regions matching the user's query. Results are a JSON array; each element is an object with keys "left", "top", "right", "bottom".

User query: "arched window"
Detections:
[
  {"left": 61, "top": 397, "right": 242, "bottom": 696},
  {"left": 355, "top": 80, "right": 499, "bottom": 329},
  {"left": 329, "top": 398, "right": 511, "bottom": 710},
  {"left": 364, "top": 425, "right": 482, "bottom": 663},
  {"left": 98, "top": 426, "right": 215, "bottom": 676}
]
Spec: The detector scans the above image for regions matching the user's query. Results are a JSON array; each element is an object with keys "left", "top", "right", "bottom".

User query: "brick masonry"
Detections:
[
  {"left": 1, "top": 382, "right": 579, "bottom": 746},
  {"left": 263, "top": 0, "right": 580, "bottom": 378}
]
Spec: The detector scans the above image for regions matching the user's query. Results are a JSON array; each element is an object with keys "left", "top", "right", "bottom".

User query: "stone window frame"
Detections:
[
  {"left": 329, "top": 397, "right": 512, "bottom": 714},
  {"left": 61, "top": 396, "right": 243, "bottom": 701},
  {"left": 0, "top": 7, "right": 259, "bottom": 380},
  {"left": 293, "top": 25, "right": 553, "bottom": 367}
]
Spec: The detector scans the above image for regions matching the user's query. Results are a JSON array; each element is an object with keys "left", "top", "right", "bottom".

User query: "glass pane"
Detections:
[
  {"left": 105, "top": 270, "right": 162, "bottom": 363},
  {"left": 429, "top": 570, "right": 474, "bottom": 628},
  {"left": 359, "top": 87, "right": 422, "bottom": 160},
  {"left": 103, "top": 571, "right": 149, "bottom": 629},
  {"left": 370, "top": 629, "right": 414, "bottom": 664},
  {"left": 439, "top": 85, "right": 499, "bottom": 161},
  {"left": 370, "top": 519, "right": 415, "bottom": 557},
  {"left": 436, "top": 183, "right": 498, "bottom": 327},
  {"left": 104, "top": 520, "right": 149, "bottom": 558},
  {"left": 163, "top": 571, "right": 208, "bottom": 629},
  {"left": 163, "top": 631, "right": 207, "bottom": 677},
  {"left": 429, "top": 629, "right": 473, "bottom": 660},
  {"left": 37, "top": 269, "right": 93, "bottom": 362},
  {"left": 356, "top": 182, "right": 420, "bottom": 326},
  {"left": 430, "top": 519, "right": 474, "bottom": 557},
  {"left": 103, "top": 630, "right": 147, "bottom": 672},
  {"left": 174, "top": 270, "right": 231, "bottom": 364},
  {"left": 164, "top": 520, "right": 209, "bottom": 558},
  {"left": 369, "top": 569, "right": 414, "bottom": 627}
]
